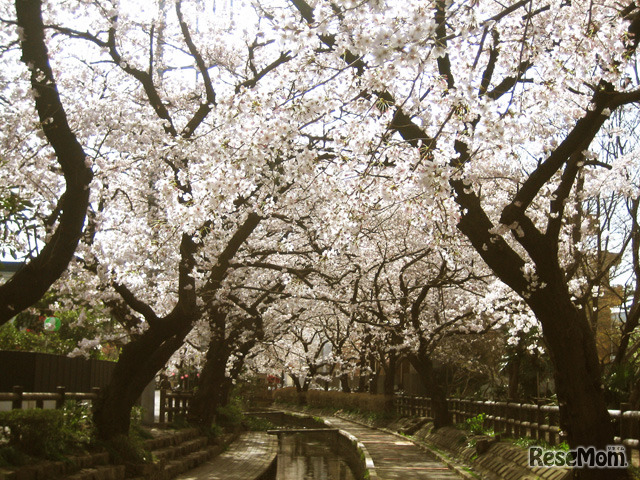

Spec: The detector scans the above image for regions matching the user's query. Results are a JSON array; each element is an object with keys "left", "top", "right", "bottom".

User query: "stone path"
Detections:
[
  {"left": 173, "top": 431, "right": 277, "bottom": 480},
  {"left": 324, "top": 416, "right": 464, "bottom": 480}
]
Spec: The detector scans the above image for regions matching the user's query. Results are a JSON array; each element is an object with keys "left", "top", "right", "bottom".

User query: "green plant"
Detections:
[
  {"left": 206, "top": 424, "right": 223, "bottom": 440},
  {"left": 0, "top": 445, "right": 29, "bottom": 467},
  {"left": 102, "top": 434, "right": 152, "bottom": 464},
  {"left": 243, "top": 415, "right": 276, "bottom": 431},
  {"left": 510, "top": 436, "right": 569, "bottom": 451},
  {"left": 216, "top": 398, "right": 244, "bottom": 429},
  {"left": 0, "top": 409, "right": 68, "bottom": 459},
  {"left": 464, "top": 413, "right": 487, "bottom": 435},
  {"left": 129, "top": 406, "right": 152, "bottom": 438},
  {"left": 62, "top": 400, "right": 95, "bottom": 448}
]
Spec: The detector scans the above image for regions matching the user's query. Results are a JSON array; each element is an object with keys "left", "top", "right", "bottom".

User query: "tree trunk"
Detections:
[
  {"left": 382, "top": 352, "right": 397, "bottom": 396},
  {"left": 358, "top": 373, "right": 368, "bottom": 392},
  {"left": 530, "top": 293, "right": 628, "bottom": 480},
  {"left": 188, "top": 344, "right": 232, "bottom": 430},
  {"left": 340, "top": 373, "right": 351, "bottom": 393},
  {"left": 409, "top": 353, "right": 452, "bottom": 428},
  {"left": 290, "top": 374, "right": 309, "bottom": 404},
  {"left": 453, "top": 181, "right": 627, "bottom": 479},
  {"left": 94, "top": 325, "right": 190, "bottom": 440},
  {"left": 507, "top": 354, "right": 521, "bottom": 401}
]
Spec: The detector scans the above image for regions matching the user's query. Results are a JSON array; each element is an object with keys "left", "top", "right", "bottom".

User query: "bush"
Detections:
[
  {"left": 216, "top": 397, "right": 244, "bottom": 429},
  {"left": 464, "top": 413, "right": 487, "bottom": 435},
  {"left": 272, "top": 387, "right": 303, "bottom": 405},
  {"left": 273, "top": 388, "right": 393, "bottom": 415},
  {"left": 102, "top": 434, "right": 152, "bottom": 464},
  {"left": 0, "top": 409, "right": 68, "bottom": 459},
  {"left": 62, "top": 400, "right": 94, "bottom": 447},
  {"left": 307, "top": 390, "right": 392, "bottom": 414},
  {"left": 243, "top": 415, "right": 276, "bottom": 431},
  {"left": 0, "top": 445, "right": 28, "bottom": 467}
]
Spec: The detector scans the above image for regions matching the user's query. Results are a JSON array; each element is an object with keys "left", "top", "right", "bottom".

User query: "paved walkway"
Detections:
[
  {"left": 174, "top": 431, "right": 277, "bottom": 480},
  {"left": 175, "top": 415, "right": 463, "bottom": 480},
  {"left": 324, "top": 416, "right": 463, "bottom": 480}
]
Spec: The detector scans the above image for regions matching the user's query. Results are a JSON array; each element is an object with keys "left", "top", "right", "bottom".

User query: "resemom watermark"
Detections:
[{"left": 529, "top": 445, "right": 628, "bottom": 468}]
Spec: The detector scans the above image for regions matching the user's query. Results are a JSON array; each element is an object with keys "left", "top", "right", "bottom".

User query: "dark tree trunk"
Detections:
[
  {"left": 533, "top": 297, "right": 615, "bottom": 448},
  {"left": 94, "top": 325, "right": 191, "bottom": 440},
  {"left": 369, "top": 356, "right": 380, "bottom": 394},
  {"left": 382, "top": 352, "right": 397, "bottom": 396},
  {"left": 188, "top": 344, "right": 232, "bottom": 430},
  {"left": 357, "top": 373, "right": 368, "bottom": 393},
  {"left": 291, "top": 375, "right": 303, "bottom": 393},
  {"left": 290, "top": 374, "right": 309, "bottom": 404},
  {"left": 409, "top": 353, "right": 452, "bottom": 428},
  {"left": 340, "top": 373, "right": 351, "bottom": 393},
  {"left": 507, "top": 355, "right": 521, "bottom": 401},
  {"left": 452, "top": 179, "right": 628, "bottom": 479}
]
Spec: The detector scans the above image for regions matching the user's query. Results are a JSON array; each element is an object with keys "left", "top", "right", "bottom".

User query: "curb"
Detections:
[{"left": 323, "top": 419, "right": 379, "bottom": 480}]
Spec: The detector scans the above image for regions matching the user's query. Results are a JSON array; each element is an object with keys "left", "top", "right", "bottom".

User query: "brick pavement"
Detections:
[
  {"left": 173, "top": 431, "right": 277, "bottom": 480},
  {"left": 324, "top": 416, "right": 464, "bottom": 480}
]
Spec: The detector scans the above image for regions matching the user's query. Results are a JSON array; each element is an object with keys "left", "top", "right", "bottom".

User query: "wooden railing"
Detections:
[
  {"left": 0, "top": 385, "right": 101, "bottom": 410},
  {"left": 2, "top": 386, "right": 189, "bottom": 424},
  {"left": 158, "top": 389, "right": 192, "bottom": 424},
  {"left": 394, "top": 395, "right": 640, "bottom": 463}
]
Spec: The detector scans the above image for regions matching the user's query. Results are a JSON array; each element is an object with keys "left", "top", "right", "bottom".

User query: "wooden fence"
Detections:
[
  {"left": 158, "top": 389, "right": 192, "bottom": 424},
  {"left": 0, "top": 385, "right": 100, "bottom": 410},
  {"left": 0, "top": 351, "right": 115, "bottom": 393},
  {"left": 3, "top": 388, "right": 207, "bottom": 424},
  {"left": 395, "top": 395, "right": 640, "bottom": 462}
]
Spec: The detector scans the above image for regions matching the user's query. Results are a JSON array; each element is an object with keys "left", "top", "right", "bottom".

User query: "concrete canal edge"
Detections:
[
  {"left": 329, "top": 425, "right": 379, "bottom": 480},
  {"left": 253, "top": 410, "right": 377, "bottom": 480}
]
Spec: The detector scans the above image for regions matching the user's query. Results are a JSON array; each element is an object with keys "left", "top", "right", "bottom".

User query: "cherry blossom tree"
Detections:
[
  {"left": 0, "top": 0, "right": 92, "bottom": 325},
  {"left": 8, "top": 5, "right": 640, "bottom": 477},
  {"left": 278, "top": 1, "right": 640, "bottom": 476},
  {"left": 1, "top": 0, "right": 336, "bottom": 440},
  {"left": 186, "top": 271, "right": 286, "bottom": 428}
]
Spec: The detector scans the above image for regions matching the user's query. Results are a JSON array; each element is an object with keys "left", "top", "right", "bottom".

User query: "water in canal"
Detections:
[{"left": 276, "top": 432, "right": 357, "bottom": 480}]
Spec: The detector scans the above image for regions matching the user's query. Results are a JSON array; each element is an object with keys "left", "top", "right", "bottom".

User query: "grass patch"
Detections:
[
  {"left": 508, "top": 436, "right": 569, "bottom": 451},
  {"left": 243, "top": 415, "right": 277, "bottom": 431}
]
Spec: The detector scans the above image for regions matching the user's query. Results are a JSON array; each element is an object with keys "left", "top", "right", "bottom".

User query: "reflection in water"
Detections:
[{"left": 277, "top": 432, "right": 357, "bottom": 480}]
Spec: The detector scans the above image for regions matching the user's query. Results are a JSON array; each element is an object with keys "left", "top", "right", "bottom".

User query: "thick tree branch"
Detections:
[{"left": 0, "top": 0, "right": 93, "bottom": 326}]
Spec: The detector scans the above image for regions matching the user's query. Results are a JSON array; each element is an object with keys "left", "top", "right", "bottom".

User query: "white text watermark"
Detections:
[{"left": 528, "top": 445, "right": 628, "bottom": 468}]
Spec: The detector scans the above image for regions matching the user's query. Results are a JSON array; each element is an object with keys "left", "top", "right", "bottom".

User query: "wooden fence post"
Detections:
[
  {"left": 167, "top": 392, "right": 174, "bottom": 423},
  {"left": 621, "top": 402, "right": 632, "bottom": 463},
  {"left": 535, "top": 401, "right": 543, "bottom": 442},
  {"left": 55, "top": 386, "right": 66, "bottom": 409},
  {"left": 485, "top": 400, "right": 494, "bottom": 431},
  {"left": 11, "top": 386, "right": 23, "bottom": 410},
  {"left": 159, "top": 389, "right": 167, "bottom": 423},
  {"left": 504, "top": 402, "right": 513, "bottom": 437},
  {"left": 91, "top": 387, "right": 101, "bottom": 411}
]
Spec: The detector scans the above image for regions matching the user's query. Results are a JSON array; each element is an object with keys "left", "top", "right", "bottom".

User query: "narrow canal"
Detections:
[{"left": 274, "top": 431, "right": 357, "bottom": 480}]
